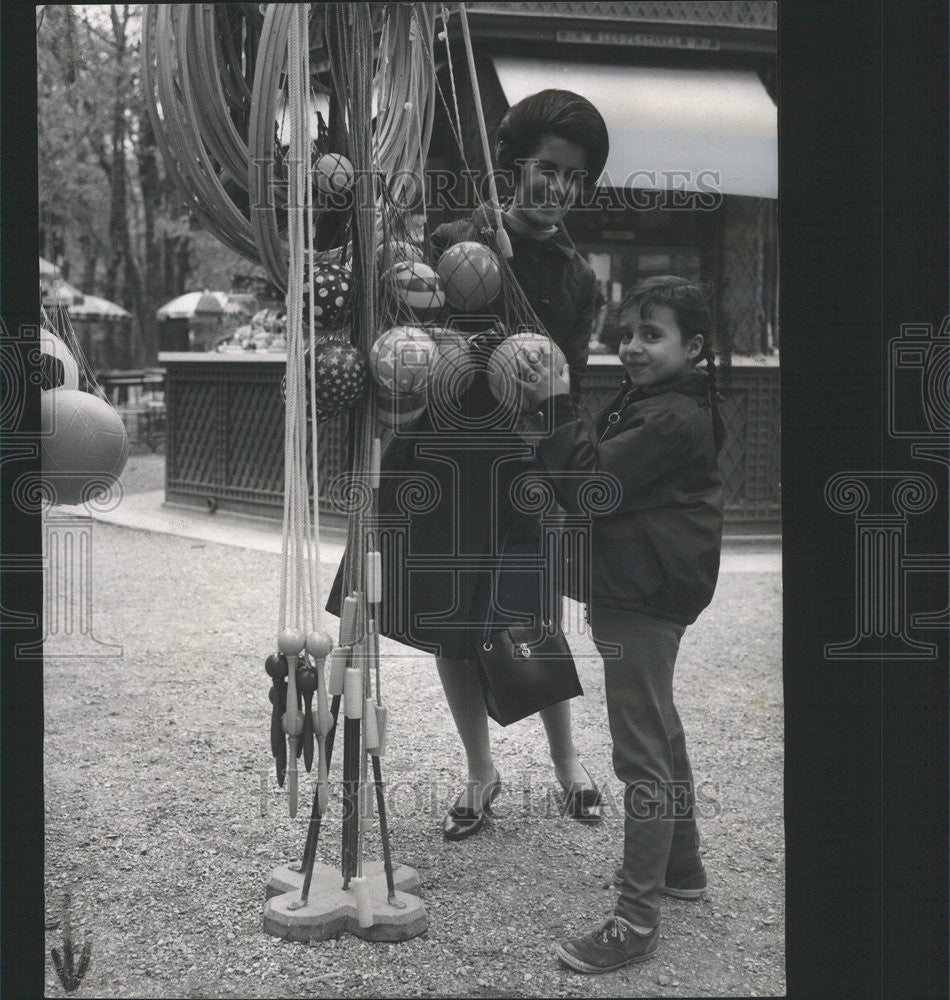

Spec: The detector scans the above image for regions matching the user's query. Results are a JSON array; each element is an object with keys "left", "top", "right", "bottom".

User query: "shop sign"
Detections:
[{"left": 556, "top": 29, "right": 721, "bottom": 51}]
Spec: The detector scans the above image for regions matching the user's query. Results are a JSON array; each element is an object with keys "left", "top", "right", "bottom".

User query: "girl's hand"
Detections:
[{"left": 516, "top": 346, "right": 570, "bottom": 405}]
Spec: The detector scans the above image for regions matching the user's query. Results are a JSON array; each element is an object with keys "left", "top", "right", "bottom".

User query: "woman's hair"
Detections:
[
  {"left": 620, "top": 275, "right": 723, "bottom": 400},
  {"left": 494, "top": 89, "right": 609, "bottom": 185}
]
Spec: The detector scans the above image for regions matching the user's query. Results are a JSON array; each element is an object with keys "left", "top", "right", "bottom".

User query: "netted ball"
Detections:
[
  {"left": 308, "top": 263, "right": 352, "bottom": 329},
  {"left": 311, "top": 339, "right": 368, "bottom": 420},
  {"left": 436, "top": 241, "right": 502, "bottom": 312},
  {"left": 383, "top": 261, "right": 445, "bottom": 320},
  {"left": 39, "top": 327, "right": 79, "bottom": 391},
  {"left": 314, "top": 153, "right": 354, "bottom": 197},
  {"left": 376, "top": 239, "right": 425, "bottom": 273},
  {"left": 40, "top": 389, "right": 129, "bottom": 505},
  {"left": 374, "top": 387, "right": 428, "bottom": 428},
  {"left": 369, "top": 325, "right": 438, "bottom": 396},
  {"left": 487, "top": 332, "right": 567, "bottom": 414}
]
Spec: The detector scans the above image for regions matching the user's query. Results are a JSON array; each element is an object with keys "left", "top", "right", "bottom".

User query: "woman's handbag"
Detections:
[
  {"left": 475, "top": 621, "right": 583, "bottom": 726},
  {"left": 474, "top": 540, "right": 583, "bottom": 726}
]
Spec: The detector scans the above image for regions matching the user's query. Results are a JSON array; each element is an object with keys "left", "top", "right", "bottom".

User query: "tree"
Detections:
[{"left": 37, "top": 3, "right": 267, "bottom": 367}]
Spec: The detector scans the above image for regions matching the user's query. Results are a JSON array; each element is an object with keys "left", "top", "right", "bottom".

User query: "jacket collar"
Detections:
[
  {"left": 618, "top": 369, "right": 713, "bottom": 403},
  {"left": 471, "top": 204, "right": 576, "bottom": 260}
]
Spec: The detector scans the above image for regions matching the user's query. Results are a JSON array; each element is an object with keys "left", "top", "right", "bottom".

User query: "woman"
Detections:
[{"left": 329, "top": 89, "right": 609, "bottom": 839}]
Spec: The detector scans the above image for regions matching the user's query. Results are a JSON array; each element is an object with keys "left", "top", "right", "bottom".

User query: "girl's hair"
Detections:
[
  {"left": 620, "top": 275, "right": 723, "bottom": 401},
  {"left": 494, "top": 89, "right": 609, "bottom": 186}
]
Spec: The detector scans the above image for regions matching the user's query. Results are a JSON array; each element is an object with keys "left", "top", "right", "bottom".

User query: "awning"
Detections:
[{"left": 492, "top": 58, "right": 777, "bottom": 199}]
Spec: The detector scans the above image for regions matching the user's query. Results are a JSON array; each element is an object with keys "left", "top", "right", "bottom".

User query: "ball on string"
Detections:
[
  {"left": 382, "top": 261, "right": 445, "bottom": 320},
  {"left": 40, "top": 389, "right": 129, "bottom": 505},
  {"left": 39, "top": 326, "right": 79, "bottom": 391},
  {"left": 369, "top": 325, "right": 438, "bottom": 396},
  {"left": 436, "top": 241, "right": 502, "bottom": 312},
  {"left": 374, "top": 387, "right": 428, "bottom": 428},
  {"left": 313, "top": 152, "right": 354, "bottom": 197},
  {"left": 307, "top": 262, "right": 352, "bottom": 329},
  {"left": 311, "top": 338, "right": 368, "bottom": 420},
  {"left": 376, "top": 239, "right": 425, "bottom": 273},
  {"left": 486, "top": 331, "right": 567, "bottom": 415}
]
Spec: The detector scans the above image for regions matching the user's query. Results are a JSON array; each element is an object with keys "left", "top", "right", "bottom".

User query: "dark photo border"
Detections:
[{"left": 3, "top": 2, "right": 948, "bottom": 998}]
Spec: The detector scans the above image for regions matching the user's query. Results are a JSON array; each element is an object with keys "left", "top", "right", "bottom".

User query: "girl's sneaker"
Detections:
[
  {"left": 555, "top": 916, "right": 658, "bottom": 973},
  {"left": 612, "top": 865, "right": 708, "bottom": 899}
]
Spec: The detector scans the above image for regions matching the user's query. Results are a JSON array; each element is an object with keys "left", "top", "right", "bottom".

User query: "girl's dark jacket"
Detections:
[{"left": 534, "top": 370, "right": 726, "bottom": 626}]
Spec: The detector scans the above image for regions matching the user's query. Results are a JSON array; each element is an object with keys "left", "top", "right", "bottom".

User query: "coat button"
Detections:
[{"left": 539, "top": 296, "right": 550, "bottom": 306}]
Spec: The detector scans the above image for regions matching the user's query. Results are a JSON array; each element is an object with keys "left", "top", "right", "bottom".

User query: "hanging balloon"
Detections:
[
  {"left": 376, "top": 239, "right": 425, "bottom": 273},
  {"left": 383, "top": 261, "right": 445, "bottom": 320},
  {"left": 369, "top": 325, "right": 438, "bottom": 396},
  {"left": 426, "top": 326, "right": 476, "bottom": 411},
  {"left": 436, "top": 241, "right": 502, "bottom": 312},
  {"left": 40, "top": 389, "right": 129, "bottom": 505},
  {"left": 311, "top": 338, "right": 368, "bottom": 420},
  {"left": 313, "top": 152, "right": 354, "bottom": 199},
  {"left": 307, "top": 262, "right": 353, "bottom": 330},
  {"left": 486, "top": 331, "right": 567, "bottom": 415},
  {"left": 39, "top": 327, "right": 80, "bottom": 391}
]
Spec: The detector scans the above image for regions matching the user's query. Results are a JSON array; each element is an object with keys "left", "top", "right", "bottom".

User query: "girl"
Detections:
[
  {"left": 328, "top": 90, "right": 610, "bottom": 838},
  {"left": 518, "top": 275, "right": 726, "bottom": 972}
]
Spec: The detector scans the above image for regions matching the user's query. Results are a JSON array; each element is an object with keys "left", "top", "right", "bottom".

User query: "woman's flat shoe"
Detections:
[
  {"left": 558, "top": 765, "right": 603, "bottom": 824},
  {"left": 442, "top": 771, "right": 502, "bottom": 841}
]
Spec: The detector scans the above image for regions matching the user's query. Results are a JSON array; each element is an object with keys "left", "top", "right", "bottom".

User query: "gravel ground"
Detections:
[{"left": 43, "top": 456, "right": 784, "bottom": 997}]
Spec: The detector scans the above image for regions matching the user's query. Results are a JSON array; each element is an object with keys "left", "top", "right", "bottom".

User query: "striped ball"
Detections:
[
  {"left": 383, "top": 261, "right": 445, "bottom": 319},
  {"left": 376, "top": 239, "right": 425, "bottom": 273},
  {"left": 436, "top": 241, "right": 502, "bottom": 312},
  {"left": 374, "top": 387, "right": 428, "bottom": 428},
  {"left": 369, "top": 326, "right": 438, "bottom": 396}
]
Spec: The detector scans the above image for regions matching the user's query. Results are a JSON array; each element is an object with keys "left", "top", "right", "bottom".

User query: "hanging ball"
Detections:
[
  {"left": 311, "top": 338, "right": 369, "bottom": 420},
  {"left": 39, "top": 327, "right": 79, "bottom": 391},
  {"left": 486, "top": 332, "right": 567, "bottom": 414},
  {"left": 40, "top": 389, "right": 129, "bottom": 506},
  {"left": 313, "top": 152, "right": 354, "bottom": 197},
  {"left": 306, "top": 262, "right": 352, "bottom": 330},
  {"left": 436, "top": 241, "right": 502, "bottom": 312},
  {"left": 305, "top": 631, "right": 334, "bottom": 659},
  {"left": 427, "top": 326, "right": 477, "bottom": 408},
  {"left": 376, "top": 239, "right": 425, "bottom": 273},
  {"left": 277, "top": 629, "right": 307, "bottom": 656},
  {"left": 383, "top": 261, "right": 445, "bottom": 319},
  {"left": 374, "top": 386, "right": 428, "bottom": 428},
  {"left": 265, "top": 653, "right": 288, "bottom": 680},
  {"left": 369, "top": 325, "right": 438, "bottom": 395}
]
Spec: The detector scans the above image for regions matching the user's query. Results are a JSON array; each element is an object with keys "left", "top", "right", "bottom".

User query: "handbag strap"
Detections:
[{"left": 482, "top": 532, "right": 549, "bottom": 649}]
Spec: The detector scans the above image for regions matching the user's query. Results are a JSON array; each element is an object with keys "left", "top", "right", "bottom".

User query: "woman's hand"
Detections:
[{"left": 516, "top": 343, "right": 571, "bottom": 406}]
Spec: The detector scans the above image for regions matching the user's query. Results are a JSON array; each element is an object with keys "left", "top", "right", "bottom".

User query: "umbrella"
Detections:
[
  {"left": 42, "top": 279, "right": 86, "bottom": 307},
  {"left": 66, "top": 294, "right": 132, "bottom": 321},
  {"left": 156, "top": 290, "right": 229, "bottom": 320}
]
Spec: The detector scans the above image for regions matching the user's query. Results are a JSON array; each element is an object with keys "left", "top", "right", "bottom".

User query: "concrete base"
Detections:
[
  {"left": 265, "top": 859, "right": 420, "bottom": 899},
  {"left": 263, "top": 861, "right": 427, "bottom": 942}
]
